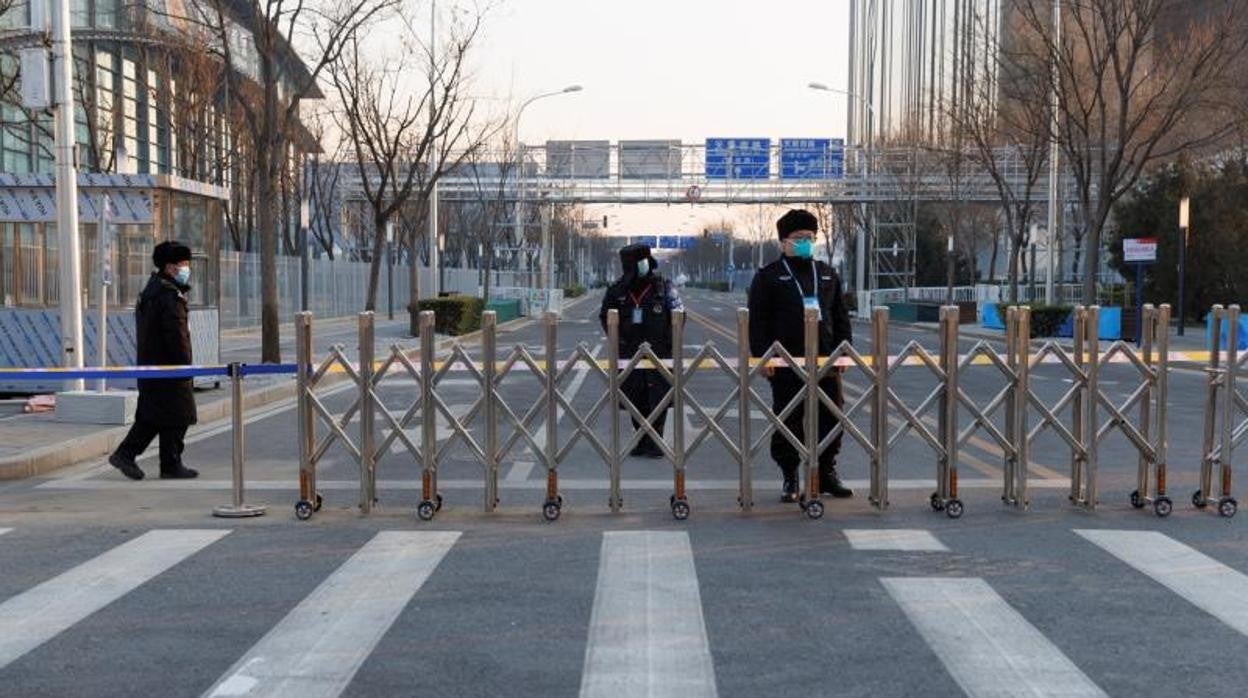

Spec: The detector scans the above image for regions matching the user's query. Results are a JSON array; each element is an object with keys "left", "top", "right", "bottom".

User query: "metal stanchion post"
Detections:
[
  {"left": 1217, "top": 306, "right": 1240, "bottom": 516},
  {"left": 1014, "top": 307, "right": 1031, "bottom": 509},
  {"left": 801, "top": 307, "right": 823, "bottom": 519},
  {"left": 1156, "top": 304, "right": 1171, "bottom": 505},
  {"left": 358, "top": 312, "right": 376, "bottom": 513},
  {"left": 941, "top": 306, "right": 963, "bottom": 518},
  {"left": 213, "top": 362, "right": 267, "bottom": 518},
  {"left": 871, "top": 307, "right": 890, "bottom": 510},
  {"left": 607, "top": 310, "right": 622, "bottom": 512},
  {"left": 737, "top": 308, "right": 753, "bottom": 511},
  {"left": 542, "top": 312, "right": 561, "bottom": 520},
  {"left": 1084, "top": 306, "right": 1101, "bottom": 509},
  {"left": 1198, "top": 305, "right": 1224, "bottom": 510},
  {"left": 1136, "top": 305, "right": 1156, "bottom": 503},
  {"left": 1004, "top": 307, "right": 1018, "bottom": 505},
  {"left": 670, "top": 309, "right": 689, "bottom": 520},
  {"left": 295, "top": 312, "right": 320, "bottom": 519},
  {"left": 416, "top": 310, "right": 441, "bottom": 520},
  {"left": 484, "top": 310, "right": 499, "bottom": 513},
  {"left": 1070, "top": 305, "right": 1086, "bottom": 505}
]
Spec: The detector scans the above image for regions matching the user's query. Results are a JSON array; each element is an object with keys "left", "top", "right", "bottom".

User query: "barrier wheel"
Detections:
[
  {"left": 416, "top": 500, "right": 437, "bottom": 521},
  {"left": 1130, "top": 490, "right": 1145, "bottom": 509},
  {"left": 671, "top": 499, "right": 691, "bottom": 521},
  {"left": 930, "top": 492, "right": 945, "bottom": 511},
  {"left": 945, "top": 499, "right": 965, "bottom": 520},
  {"left": 294, "top": 500, "right": 314, "bottom": 521},
  {"left": 1154, "top": 496, "right": 1173, "bottom": 518},
  {"left": 1193, "top": 491, "right": 1208, "bottom": 509},
  {"left": 1218, "top": 497, "right": 1238, "bottom": 518},
  {"left": 314, "top": 492, "right": 324, "bottom": 512},
  {"left": 805, "top": 499, "right": 825, "bottom": 520},
  {"left": 542, "top": 500, "right": 562, "bottom": 522}
]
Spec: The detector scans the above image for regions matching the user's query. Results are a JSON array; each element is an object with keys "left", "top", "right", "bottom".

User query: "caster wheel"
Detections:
[
  {"left": 1218, "top": 497, "right": 1238, "bottom": 518},
  {"left": 294, "top": 500, "right": 313, "bottom": 521},
  {"left": 435, "top": 493, "right": 444, "bottom": 512},
  {"left": 542, "top": 500, "right": 562, "bottom": 522},
  {"left": 1154, "top": 496, "right": 1173, "bottom": 518},
  {"left": 417, "top": 500, "right": 437, "bottom": 521},
  {"left": 930, "top": 492, "right": 945, "bottom": 512},
  {"left": 805, "top": 500, "right": 825, "bottom": 520},
  {"left": 1193, "top": 490, "right": 1208, "bottom": 509},
  {"left": 314, "top": 492, "right": 324, "bottom": 512},
  {"left": 945, "top": 499, "right": 965, "bottom": 519},
  {"left": 671, "top": 499, "right": 691, "bottom": 521},
  {"left": 1130, "top": 490, "right": 1145, "bottom": 509}
]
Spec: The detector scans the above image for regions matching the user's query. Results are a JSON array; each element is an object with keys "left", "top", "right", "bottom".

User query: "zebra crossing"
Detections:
[{"left": 0, "top": 525, "right": 1246, "bottom": 696}]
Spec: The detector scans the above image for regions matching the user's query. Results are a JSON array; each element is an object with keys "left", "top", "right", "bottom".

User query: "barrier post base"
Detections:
[{"left": 212, "top": 503, "right": 267, "bottom": 518}]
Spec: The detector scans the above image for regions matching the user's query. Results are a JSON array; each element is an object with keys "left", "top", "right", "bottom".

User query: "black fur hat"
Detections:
[
  {"left": 152, "top": 240, "right": 192, "bottom": 267},
  {"left": 776, "top": 209, "right": 818, "bottom": 240}
]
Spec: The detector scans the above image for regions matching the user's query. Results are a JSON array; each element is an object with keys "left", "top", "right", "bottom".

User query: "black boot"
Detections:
[
  {"left": 819, "top": 467, "right": 854, "bottom": 499},
  {"left": 160, "top": 464, "right": 199, "bottom": 479},
  {"left": 781, "top": 477, "right": 800, "bottom": 503},
  {"left": 109, "top": 453, "right": 144, "bottom": 481}
]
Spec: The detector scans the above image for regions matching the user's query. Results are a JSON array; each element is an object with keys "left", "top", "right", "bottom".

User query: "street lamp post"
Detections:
[
  {"left": 808, "top": 82, "right": 874, "bottom": 315},
  {"left": 512, "top": 85, "right": 582, "bottom": 310},
  {"left": 1178, "top": 196, "right": 1190, "bottom": 337},
  {"left": 52, "top": 0, "right": 84, "bottom": 391}
]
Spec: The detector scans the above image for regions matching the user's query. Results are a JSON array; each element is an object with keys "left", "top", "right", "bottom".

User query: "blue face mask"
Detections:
[
  {"left": 792, "top": 239, "right": 815, "bottom": 259},
  {"left": 174, "top": 266, "right": 191, "bottom": 286},
  {"left": 636, "top": 259, "right": 650, "bottom": 277}
]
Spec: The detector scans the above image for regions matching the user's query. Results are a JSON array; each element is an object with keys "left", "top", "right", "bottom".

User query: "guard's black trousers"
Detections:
[
  {"left": 622, "top": 369, "right": 668, "bottom": 450},
  {"left": 115, "top": 421, "right": 189, "bottom": 472},
  {"left": 769, "top": 369, "right": 844, "bottom": 479}
]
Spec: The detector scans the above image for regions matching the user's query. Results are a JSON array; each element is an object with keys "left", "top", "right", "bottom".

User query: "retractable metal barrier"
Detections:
[
  {"left": 1118, "top": 304, "right": 1172, "bottom": 517},
  {"left": 1196, "top": 304, "right": 1242, "bottom": 518},
  {"left": 295, "top": 311, "right": 360, "bottom": 520}
]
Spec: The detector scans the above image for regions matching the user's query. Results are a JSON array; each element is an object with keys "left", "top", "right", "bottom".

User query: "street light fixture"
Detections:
[
  {"left": 1178, "top": 196, "right": 1190, "bottom": 336},
  {"left": 512, "top": 84, "right": 583, "bottom": 312},
  {"left": 808, "top": 81, "right": 873, "bottom": 314}
]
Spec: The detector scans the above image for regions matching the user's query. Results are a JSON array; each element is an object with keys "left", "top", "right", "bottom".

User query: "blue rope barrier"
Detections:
[{"left": 0, "top": 363, "right": 301, "bottom": 381}]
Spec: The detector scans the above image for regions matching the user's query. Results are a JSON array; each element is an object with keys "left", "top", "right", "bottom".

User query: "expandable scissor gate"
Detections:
[
  {"left": 1195, "top": 305, "right": 1243, "bottom": 518},
  {"left": 290, "top": 303, "right": 1174, "bottom": 521}
]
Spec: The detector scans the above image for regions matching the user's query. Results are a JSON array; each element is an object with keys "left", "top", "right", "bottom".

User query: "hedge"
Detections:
[
  {"left": 998, "top": 303, "right": 1073, "bottom": 338},
  {"left": 564, "top": 283, "right": 587, "bottom": 298},
  {"left": 416, "top": 296, "right": 485, "bottom": 335}
]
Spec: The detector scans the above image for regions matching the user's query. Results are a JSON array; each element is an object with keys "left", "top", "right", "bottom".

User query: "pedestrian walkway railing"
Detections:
[{"left": 1196, "top": 305, "right": 1243, "bottom": 518}]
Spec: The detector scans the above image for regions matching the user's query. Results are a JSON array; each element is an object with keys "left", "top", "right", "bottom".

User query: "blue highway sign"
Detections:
[
  {"left": 780, "top": 138, "right": 844, "bottom": 180},
  {"left": 705, "top": 138, "right": 770, "bottom": 179}
]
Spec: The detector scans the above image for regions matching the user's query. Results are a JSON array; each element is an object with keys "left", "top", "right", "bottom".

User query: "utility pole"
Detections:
[
  {"left": 427, "top": 0, "right": 440, "bottom": 298},
  {"left": 1045, "top": 0, "right": 1061, "bottom": 305},
  {"left": 52, "top": 0, "right": 84, "bottom": 391}
]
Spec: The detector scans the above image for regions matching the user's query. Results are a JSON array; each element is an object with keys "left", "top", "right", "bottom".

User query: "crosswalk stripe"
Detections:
[
  {"left": 0, "top": 528, "right": 10, "bottom": 537},
  {"left": 203, "top": 530, "right": 460, "bottom": 698},
  {"left": 580, "top": 531, "right": 717, "bottom": 698},
  {"left": 1075, "top": 529, "right": 1248, "bottom": 638},
  {"left": 0, "top": 529, "right": 230, "bottom": 670},
  {"left": 844, "top": 529, "right": 948, "bottom": 551},
  {"left": 882, "top": 577, "right": 1106, "bottom": 698}
]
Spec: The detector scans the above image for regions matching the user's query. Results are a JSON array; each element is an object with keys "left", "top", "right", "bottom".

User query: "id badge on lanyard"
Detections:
[
  {"left": 632, "top": 307, "right": 644, "bottom": 325},
  {"left": 803, "top": 295, "right": 822, "bottom": 321}
]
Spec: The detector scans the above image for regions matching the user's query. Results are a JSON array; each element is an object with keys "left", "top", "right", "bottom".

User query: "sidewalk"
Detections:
[{"left": 0, "top": 304, "right": 560, "bottom": 480}]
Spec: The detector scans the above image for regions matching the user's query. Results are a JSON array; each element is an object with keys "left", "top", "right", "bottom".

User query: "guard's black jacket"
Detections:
[
  {"left": 747, "top": 257, "right": 852, "bottom": 358},
  {"left": 134, "top": 272, "right": 198, "bottom": 427}
]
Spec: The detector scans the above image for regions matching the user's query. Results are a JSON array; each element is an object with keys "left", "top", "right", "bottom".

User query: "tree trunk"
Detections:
[
  {"left": 988, "top": 224, "right": 1000, "bottom": 282},
  {"left": 407, "top": 196, "right": 429, "bottom": 336},
  {"left": 257, "top": 146, "right": 280, "bottom": 363},
  {"left": 365, "top": 213, "right": 387, "bottom": 312},
  {"left": 1007, "top": 238, "right": 1022, "bottom": 304}
]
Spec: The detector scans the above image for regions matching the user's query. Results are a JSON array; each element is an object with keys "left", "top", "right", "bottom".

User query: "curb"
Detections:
[{"left": 0, "top": 301, "right": 584, "bottom": 482}]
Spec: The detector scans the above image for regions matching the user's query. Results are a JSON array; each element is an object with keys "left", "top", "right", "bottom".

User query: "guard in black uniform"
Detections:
[
  {"left": 599, "top": 243, "right": 684, "bottom": 458},
  {"left": 748, "top": 209, "right": 853, "bottom": 502},
  {"left": 109, "top": 241, "right": 199, "bottom": 481}
]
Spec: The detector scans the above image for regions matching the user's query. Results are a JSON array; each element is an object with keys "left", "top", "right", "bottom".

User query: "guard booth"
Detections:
[{"left": 0, "top": 173, "right": 227, "bottom": 392}]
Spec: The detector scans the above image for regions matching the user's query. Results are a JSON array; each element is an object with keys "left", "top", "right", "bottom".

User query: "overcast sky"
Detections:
[{"left": 463, "top": 0, "right": 853, "bottom": 238}]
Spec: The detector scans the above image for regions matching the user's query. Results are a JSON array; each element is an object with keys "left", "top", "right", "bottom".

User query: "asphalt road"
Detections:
[{"left": 0, "top": 287, "right": 1244, "bottom": 697}]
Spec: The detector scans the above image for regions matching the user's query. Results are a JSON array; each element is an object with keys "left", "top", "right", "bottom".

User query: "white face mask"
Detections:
[
  {"left": 636, "top": 258, "right": 650, "bottom": 277},
  {"left": 174, "top": 266, "right": 191, "bottom": 286}
]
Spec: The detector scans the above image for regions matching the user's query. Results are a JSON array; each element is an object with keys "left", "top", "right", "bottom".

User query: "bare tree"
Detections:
[
  {"left": 328, "top": 3, "right": 493, "bottom": 318},
  {"left": 1014, "top": 0, "right": 1248, "bottom": 303},
  {"left": 461, "top": 133, "right": 520, "bottom": 302}
]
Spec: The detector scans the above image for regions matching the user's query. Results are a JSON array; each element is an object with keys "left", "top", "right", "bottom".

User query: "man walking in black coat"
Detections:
[
  {"left": 599, "top": 243, "right": 684, "bottom": 458},
  {"left": 748, "top": 209, "right": 853, "bottom": 502},
  {"left": 109, "top": 241, "right": 199, "bottom": 480}
]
